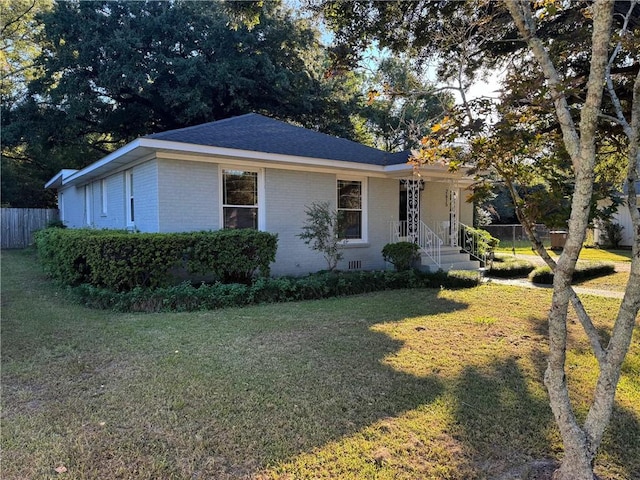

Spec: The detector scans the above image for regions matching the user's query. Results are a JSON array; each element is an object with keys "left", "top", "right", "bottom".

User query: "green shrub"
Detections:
[
  {"left": 528, "top": 262, "right": 616, "bottom": 284},
  {"left": 602, "top": 221, "right": 624, "bottom": 248},
  {"left": 35, "top": 228, "right": 120, "bottom": 286},
  {"left": 487, "top": 254, "right": 536, "bottom": 278},
  {"left": 69, "top": 269, "right": 482, "bottom": 312},
  {"left": 461, "top": 227, "right": 500, "bottom": 257},
  {"left": 185, "top": 229, "right": 278, "bottom": 284},
  {"left": 35, "top": 228, "right": 278, "bottom": 291},
  {"left": 382, "top": 242, "right": 420, "bottom": 271}
]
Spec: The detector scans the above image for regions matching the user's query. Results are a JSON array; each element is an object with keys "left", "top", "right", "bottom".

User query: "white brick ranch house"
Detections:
[{"left": 45, "top": 113, "right": 479, "bottom": 276}]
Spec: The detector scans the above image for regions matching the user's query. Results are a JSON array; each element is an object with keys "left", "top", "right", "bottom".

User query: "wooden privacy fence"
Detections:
[{"left": 1, "top": 208, "right": 59, "bottom": 249}]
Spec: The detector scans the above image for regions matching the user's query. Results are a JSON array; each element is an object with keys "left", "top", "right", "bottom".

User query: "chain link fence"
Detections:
[{"left": 483, "top": 224, "right": 551, "bottom": 251}]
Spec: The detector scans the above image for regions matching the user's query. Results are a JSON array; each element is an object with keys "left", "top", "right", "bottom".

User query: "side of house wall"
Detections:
[
  {"left": 157, "top": 159, "right": 219, "bottom": 232},
  {"left": 364, "top": 176, "right": 398, "bottom": 266},
  {"left": 420, "top": 183, "right": 474, "bottom": 227},
  {"left": 90, "top": 173, "right": 127, "bottom": 229},
  {"left": 59, "top": 162, "right": 158, "bottom": 231},
  {"left": 265, "top": 169, "right": 337, "bottom": 275},
  {"left": 58, "top": 185, "right": 85, "bottom": 228},
  {"left": 131, "top": 160, "right": 159, "bottom": 232},
  {"left": 264, "top": 170, "right": 398, "bottom": 276}
]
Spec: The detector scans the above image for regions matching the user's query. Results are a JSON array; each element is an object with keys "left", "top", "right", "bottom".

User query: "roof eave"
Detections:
[{"left": 44, "top": 169, "right": 80, "bottom": 189}]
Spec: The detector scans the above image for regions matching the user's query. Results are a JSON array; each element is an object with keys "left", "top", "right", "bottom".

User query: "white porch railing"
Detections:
[
  {"left": 458, "top": 223, "right": 488, "bottom": 266},
  {"left": 390, "top": 220, "right": 442, "bottom": 268}
]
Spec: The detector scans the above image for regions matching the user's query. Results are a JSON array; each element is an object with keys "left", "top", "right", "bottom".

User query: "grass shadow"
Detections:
[
  {"left": 452, "top": 357, "right": 556, "bottom": 477},
  {"left": 2, "top": 249, "right": 467, "bottom": 479}
]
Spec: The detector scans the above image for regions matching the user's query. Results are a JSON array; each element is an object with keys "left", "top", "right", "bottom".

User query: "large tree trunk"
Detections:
[{"left": 503, "top": 2, "right": 618, "bottom": 479}]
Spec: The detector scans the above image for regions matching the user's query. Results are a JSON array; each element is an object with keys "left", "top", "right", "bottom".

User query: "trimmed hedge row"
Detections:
[
  {"left": 528, "top": 262, "right": 616, "bottom": 284},
  {"left": 35, "top": 228, "right": 278, "bottom": 291},
  {"left": 487, "top": 254, "right": 536, "bottom": 278},
  {"left": 70, "top": 269, "right": 482, "bottom": 312}
]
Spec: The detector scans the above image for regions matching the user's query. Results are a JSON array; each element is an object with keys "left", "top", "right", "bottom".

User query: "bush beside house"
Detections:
[
  {"left": 71, "top": 269, "right": 481, "bottom": 312},
  {"left": 35, "top": 228, "right": 277, "bottom": 291},
  {"left": 34, "top": 227, "right": 481, "bottom": 313},
  {"left": 487, "top": 254, "right": 536, "bottom": 278},
  {"left": 382, "top": 242, "right": 420, "bottom": 271}
]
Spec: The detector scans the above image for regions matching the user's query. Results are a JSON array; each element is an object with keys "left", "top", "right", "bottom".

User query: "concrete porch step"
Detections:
[{"left": 419, "top": 246, "right": 481, "bottom": 272}]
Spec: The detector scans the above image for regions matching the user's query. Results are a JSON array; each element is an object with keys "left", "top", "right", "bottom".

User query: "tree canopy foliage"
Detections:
[
  {"left": 317, "top": 0, "right": 638, "bottom": 227},
  {"left": 1, "top": 0, "right": 367, "bottom": 207},
  {"left": 362, "top": 57, "right": 453, "bottom": 152}
]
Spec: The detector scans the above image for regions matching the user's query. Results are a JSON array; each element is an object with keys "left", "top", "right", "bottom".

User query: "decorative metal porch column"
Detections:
[
  {"left": 448, "top": 186, "right": 459, "bottom": 247},
  {"left": 404, "top": 177, "right": 421, "bottom": 244}
]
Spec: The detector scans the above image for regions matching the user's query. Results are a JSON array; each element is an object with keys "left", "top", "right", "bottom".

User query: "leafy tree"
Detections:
[
  {"left": 1, "top": 0, "right": 55, "bottom": 207},
  {"left": 362, "top": 57, "right": 452, "bottom": 152},
  {"left": 316, "top": 1, "right": 640, "bottom": 478},
  {"left": 1, "top": 0, "right": 364, "bottom": 206},
  {"left": 1, "top": 0, "right": 52, "bottom": 105}
]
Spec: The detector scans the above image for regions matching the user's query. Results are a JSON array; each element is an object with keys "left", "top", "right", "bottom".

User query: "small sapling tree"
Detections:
[{"left": 298, "top": 202, "right": 344, "bottom": 271}]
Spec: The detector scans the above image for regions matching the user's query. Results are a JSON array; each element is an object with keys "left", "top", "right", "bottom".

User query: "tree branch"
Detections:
[
  {"left": 0, "top": 0, "right": 37, "bottom": 37},
  {"left": 503, "top": 0, "right": 581, "bottom": 165},
  {"left": 502, "top": 169, "right": 606, "bottom": 363},
  {"left": 604, "top": 0, "right": 637, "bottom": 138}
]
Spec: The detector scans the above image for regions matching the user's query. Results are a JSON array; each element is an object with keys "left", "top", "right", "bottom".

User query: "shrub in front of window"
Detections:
[
  {"left": 185, "top": 229, "right": 277, "bottom": 284},
  {"left": 382, "top": 242, "right": 420, "bottom": 271},
  {"left": 298, "top": 201, "right": 344, "bottom": 271}
]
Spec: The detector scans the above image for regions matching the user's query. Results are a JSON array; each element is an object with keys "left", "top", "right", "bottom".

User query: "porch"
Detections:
[
  {"left": 390, "top": 220, "right": 482, "bottom": 271},
  {"left": 390, "top": 177, "right": 481, "bottom": 271}
]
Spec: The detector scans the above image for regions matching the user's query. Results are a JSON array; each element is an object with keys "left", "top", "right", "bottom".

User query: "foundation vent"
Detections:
[{"left": 348, "top": 260, "right": 362, "bottom": 270}]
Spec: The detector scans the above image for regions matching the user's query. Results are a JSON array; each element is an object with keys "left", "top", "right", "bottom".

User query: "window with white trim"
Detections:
[
  {"left": 125, "top": 170, "right": 134, "bottom": 226},
  {"left": 222, "top": 169, "right": 259, "bottom": 229},
  {"left": 100, "top": 179, "right": 107, "bottom": 216},
  {"left": 84, "top": 185, "right": 92, "bottom": 225},
  {"left": 337, "top": 179, "right": 363, "bottom": 240},
  {"left": 59, "top": 192, "right": 65, "bottom": 223}
]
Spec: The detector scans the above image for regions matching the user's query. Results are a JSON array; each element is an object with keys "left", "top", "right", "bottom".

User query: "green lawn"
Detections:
[
  {"left": 2, "top": 250, "right": 638, "bottom": 480},
  {"left": 495, "top": 242, "right": 632, "bottom": 263}
]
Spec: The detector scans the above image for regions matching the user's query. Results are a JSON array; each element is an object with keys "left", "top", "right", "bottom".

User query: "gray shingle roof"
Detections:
[{"left": 145, "top": 113, "right": 410, "bottom": 166}]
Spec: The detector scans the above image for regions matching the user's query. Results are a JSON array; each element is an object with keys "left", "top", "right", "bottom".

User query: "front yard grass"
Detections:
[
  {"left": 2, "top": 249, "right": 638, "bottom": 480},
  {"left": 495, "top": 243, "right": 632, "bottom": 263}
]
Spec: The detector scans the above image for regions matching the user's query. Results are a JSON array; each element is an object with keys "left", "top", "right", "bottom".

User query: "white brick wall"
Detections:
[
  {"left": 265, "top": 169, "right": 336, "bottom": 275},
  {"left": 59, "top": 185, "right": 84, "bottom": 228},
  {"left": 157, "top": 159, "right": 219, "bottom": 232},
  {"left": 264, "top": 170, "right": 398, "bottom": 276},
  {"left": 130, "top": 161, "right": 159, "bottom": 232},
  {"left": 89, "top": 174, "right": 127, "bottom": 229}
]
